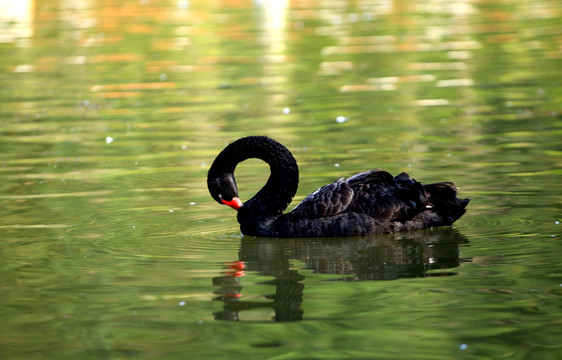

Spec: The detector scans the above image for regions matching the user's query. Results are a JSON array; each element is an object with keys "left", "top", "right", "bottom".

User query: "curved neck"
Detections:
[{"left": 211, "top": 136, "right": 299, "bottom": 218}]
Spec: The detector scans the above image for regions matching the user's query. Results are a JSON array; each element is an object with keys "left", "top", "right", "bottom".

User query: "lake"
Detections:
[{"left": 1, "top": 0, "right": 561, "bottom": 359}]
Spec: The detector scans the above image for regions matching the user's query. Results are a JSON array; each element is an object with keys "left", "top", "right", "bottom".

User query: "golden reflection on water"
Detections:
[
  {"left": 3, "top": 0, "right": 559, "bottom": 132},
  {"left": 0, "top": 0, "right": 33, "bottom": 44}
]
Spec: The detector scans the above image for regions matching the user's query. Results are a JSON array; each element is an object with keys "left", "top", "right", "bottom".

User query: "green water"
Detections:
[{"left": 1, "top": 0, "right": 561, "bottom": 359}]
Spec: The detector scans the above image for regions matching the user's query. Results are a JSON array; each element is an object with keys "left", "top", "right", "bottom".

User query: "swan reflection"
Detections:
[{"left": 213, "top": 228, "right": 469, "bottom": 322}]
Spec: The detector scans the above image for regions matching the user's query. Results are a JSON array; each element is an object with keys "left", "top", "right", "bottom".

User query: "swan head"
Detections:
[{"left": 207, "top": 171, "right": 243, "bottom": 210}]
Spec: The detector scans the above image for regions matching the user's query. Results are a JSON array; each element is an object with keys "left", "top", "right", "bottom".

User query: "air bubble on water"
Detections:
[
  {"left": 169, "top": 210, "right": 174, "bottom": 213},
  {"left": 336, "top": 116, "right": 348, "bottom": 123},
  {"left": 182, "top": 144, "right": 187, "bottom": 150},
  {"left": 197, "top": 320, "right": 203, "bottom": 325},
  {"left": 334, "top": 163, "right": 340, "bottom": 167},
  {"left": 283, "top": 107, "right": 291, "bottom": 114},
  {"left": 179, "top": 301, "right": 186, "bottom": 306},
  {"left": 555, "top": 221, "right": 559, "bottom": 224},
  {"left": 106, "top": 136, "right": 114, "bottom": 144},
  {"left": 459, "top": 344, "right": 468, "bottom": 350},
  {"left": 190, "top": 202, "right": 197, "bottom": 205},
  {"left": 159, "top": 73, "right": 167, "bottom": 81}
]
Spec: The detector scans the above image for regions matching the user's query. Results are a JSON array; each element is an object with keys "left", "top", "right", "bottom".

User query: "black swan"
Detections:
[{"left": 207, "top": 136, "right": 469, "bottom": 237}]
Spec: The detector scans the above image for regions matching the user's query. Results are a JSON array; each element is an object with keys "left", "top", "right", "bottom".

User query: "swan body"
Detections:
[{"left": 208, "top": 136, "right": 469, "bottom": 238}]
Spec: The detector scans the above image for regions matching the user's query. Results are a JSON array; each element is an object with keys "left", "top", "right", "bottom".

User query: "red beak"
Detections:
[{"left": 221, "top": 197, "right": 243, "bottom": 211}]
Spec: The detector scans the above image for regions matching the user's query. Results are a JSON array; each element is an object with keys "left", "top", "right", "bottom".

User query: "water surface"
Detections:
[{"left": 1, "top": 0, "right": 561, "bottom": 359}]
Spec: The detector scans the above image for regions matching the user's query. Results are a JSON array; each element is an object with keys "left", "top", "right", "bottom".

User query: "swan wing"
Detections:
[
  {"left": 290, "top": 178, "right": 354, "bottom": 219},
  {"left": 346, "top": 170, "right": 429, "bottom": 221},
  {"left": 290, "top": 169, "right": 432, "bottom": 222}
]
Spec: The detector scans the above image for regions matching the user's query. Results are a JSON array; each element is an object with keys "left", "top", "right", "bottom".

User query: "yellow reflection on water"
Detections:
[{"left": 0, "top": 0, "right": 33, "bottom": 44}]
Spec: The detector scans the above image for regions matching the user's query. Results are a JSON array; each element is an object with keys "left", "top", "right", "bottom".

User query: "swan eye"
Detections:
[{"left": 218, "top": 193, "right": 234, "bottom": 201}]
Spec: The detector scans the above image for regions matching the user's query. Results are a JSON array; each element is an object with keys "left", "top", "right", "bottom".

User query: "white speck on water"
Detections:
[
  {"left": 159, "top": 73, "right": 167, "bottom": 81},
  {"left": 201, "top": 161, "right": 207, "bottom": 167},
  {"left": 132, "top": 225, "right": 136, "bottom": 228},
  {"left": 169, "top": 210, "right": 174, "bottom": 213},
  {"left": 197, "top": 320, "right": 203, "bottom": 325},
  {"left": 190, "top": 202, "right": 197, "bottom": 205},
  {"left": 179, "top": 301, "right": 186, "bottom": 306},
  {"left": 181, "top": 144, "right": 187, "bottom": 150},
  {"left": 177, "top": 0, "right": 189, "bottom": 10},
  {"left": 334, "top": 163, "right": 340, "bottom": 167},
  {"left": 555, "top": 221, "right": 559, "bottom": 224},
  {"left": 283, "top": 107, "right": 291, "bottom": 114},
  {"left": 134, "top": 161, "right": 139, "bottom": 165},
  {"left": 459, "top": 344, "right": 468, "bottom": 350},
  {"left": 105, "top": 136, "right": 114, "bottom": 144},
  {"left": 331, "top": 15, "right": 344, "bottom": 25},
  {"left": 447, "top": 153, "right": 452, "bottom": 158},
  {"left": 336, "top": 116, "right": 348, "bottom": 123}
]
